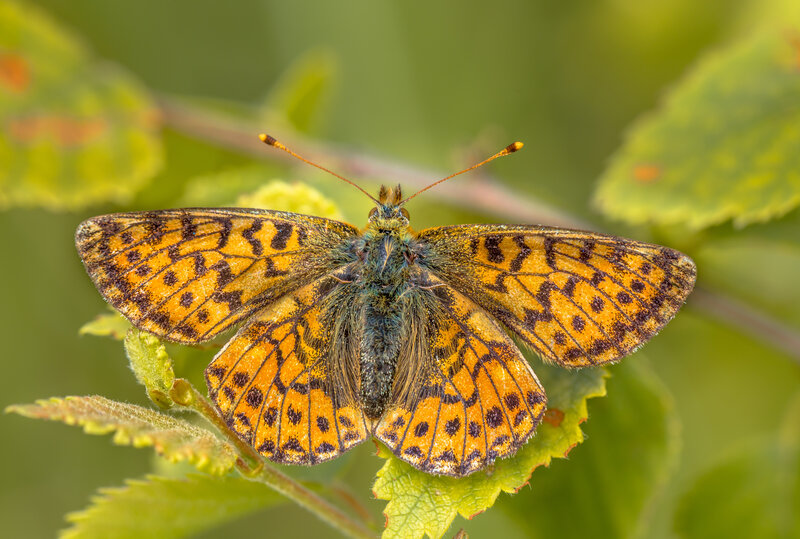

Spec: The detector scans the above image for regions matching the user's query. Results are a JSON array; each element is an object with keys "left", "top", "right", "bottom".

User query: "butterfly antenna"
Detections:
[
  {"left": 259, "top": 133, "right": 379, "bottom": 204},
  {"left": 400, "top": 141, "right": 524, "bottom": 204}
]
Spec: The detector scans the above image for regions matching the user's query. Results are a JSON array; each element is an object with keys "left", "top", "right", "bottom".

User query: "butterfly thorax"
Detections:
[{"left": 356, "top": 185, "right": 417, "bottom": 419}]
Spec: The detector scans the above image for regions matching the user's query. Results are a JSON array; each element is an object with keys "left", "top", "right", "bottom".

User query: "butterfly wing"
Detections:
[
  {"left": 416, "top": 225, "right": 696, "bottom": 367},
  {"left": 205, "top": 275, "right": 368, "bottom": 465},
  {"left": 76, "top": 208, "right": 358, "bottom": 343},
  {"left": 374, "top": 269, "right": 547, "bottom": 476}
]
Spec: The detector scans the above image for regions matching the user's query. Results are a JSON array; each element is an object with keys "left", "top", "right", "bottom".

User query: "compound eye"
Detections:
[
  {"left": 369, "top": 207, "right": 378, "bottom": 219},
  {"left": 400, "top": 208, "right": 410, "bottom": 219}
]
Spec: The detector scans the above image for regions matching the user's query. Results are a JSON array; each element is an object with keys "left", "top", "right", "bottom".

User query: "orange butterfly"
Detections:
[{"left": 76, "top": 136, "right": 696, "bottom": 476}]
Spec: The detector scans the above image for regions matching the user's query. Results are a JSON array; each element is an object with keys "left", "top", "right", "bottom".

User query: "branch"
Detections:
[{"left": 157, "top": 95, "right": 800, "bottom": 365}]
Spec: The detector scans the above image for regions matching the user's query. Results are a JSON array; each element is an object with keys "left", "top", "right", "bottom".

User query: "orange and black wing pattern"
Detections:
[
  {"left": 417, "top": 225, "right": 696, "bottom": 367},
  {"left": 374, "top": 270, "right": 547, "bottom": 476},
  {"left": 75, "top": 208, "right": 357, "bottom": 344},
  {"left": 205, "top": 276, "right": 368, "bottom": 465}
]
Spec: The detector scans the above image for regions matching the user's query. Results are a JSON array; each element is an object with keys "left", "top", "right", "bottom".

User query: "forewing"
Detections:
[
  {"left": 205, "top": 276, "right": 368, "bottom": 465},
  {"left": 76, "top": 208, "right": 357, "bottom": 343},
  {"left": 374, "top": 271, "right": 547, "bottom": 476},
  {"left": 417, "top": 225, "right": 696, "bottom": 367}
]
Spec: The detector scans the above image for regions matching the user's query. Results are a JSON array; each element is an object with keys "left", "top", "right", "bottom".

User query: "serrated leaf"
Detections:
[
  {"left": 496, "top": 359, "right": 677, "bottom": 539},
  {"left": 674, "top": 392, "right": 800, "bottom": 539},
  {"left": 79, "top": 310, "right": 131, "bottom": 340},
  {"left": 124, "top": 329, "right": 175, "bottom": 408},
  {"left": 62, "top": 474, "right": 283, "bottom": 539},
  {"left": 594, "top": 29, "right": 800, "bottom": 229},
  {"left": 0, "top": 1, "right": 163, "bottom": 211},
  {"left": 373, "top": 362, "right": 607, "bottom": 539},
  {"left": 261, "top": 50, "right": 338, "bottom": 134},
  {"left": 6, "top": 396, "right": 237, "bottom": 474}
]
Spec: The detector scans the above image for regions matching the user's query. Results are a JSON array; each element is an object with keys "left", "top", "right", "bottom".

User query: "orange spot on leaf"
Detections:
[
  {"left": 8, "top": 115, "right": 107, "bottom": 146},
  {"left": 633, "top": 164, "right": 661, "bottom": 183},
  {"left": 0, "top": 53, "right": 30, "bottom": 93},
  {"left": 542, "top": 408, "right": 565, "bottom": 427}
]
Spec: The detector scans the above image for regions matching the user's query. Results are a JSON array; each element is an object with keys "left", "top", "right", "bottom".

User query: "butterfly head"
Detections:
[{"left": 368, "top": 184, "right": 410, "bottom": 229}]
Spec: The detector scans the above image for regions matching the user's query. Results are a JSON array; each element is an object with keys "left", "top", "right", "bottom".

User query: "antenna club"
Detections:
[
  {"left": 505, "top": 141, "right": 524, "bottom": 154},
  {"left": 258, "top": 133, "right": 284, "bottom": 149}
]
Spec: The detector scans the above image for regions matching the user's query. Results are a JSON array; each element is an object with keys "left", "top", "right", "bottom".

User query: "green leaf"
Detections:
[
  {"left": 261, "top": 50, "right": 338, "bottom": 134},
  {"left": 0, "top": 1, "right": 163, "bottom": 211},
  {"left": 495, "top": 359, "right": 678, "bottom": 539},
  {"left": 124, "top": 329, "right": 176, "bottom": 409},
  {"left": 6, "top": 396, "right": 237, "bottom": 474},
  {"left": 674, "top": 392, "right": 800, "bottom": 539},
  {"left": 594, "top": 29, "right": 800, "bottom": 229},
  {"left": 62, "top": 474, "right": 283, "bottom": 539},
  {"left": 79, "top": 310, "right": 131, "bottom": 341},
  {"left": 373, "top": 362, "right": 608, "bottom": 539}
]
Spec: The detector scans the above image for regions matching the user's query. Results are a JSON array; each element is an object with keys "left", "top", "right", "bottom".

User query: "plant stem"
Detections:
[{"left": 179, "top": 381, "right": 376, "bottom": 539}]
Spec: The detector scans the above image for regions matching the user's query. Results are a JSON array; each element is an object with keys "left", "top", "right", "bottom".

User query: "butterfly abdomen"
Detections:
[{"left": 358, "top": 230, "right": 412, "bottom": 419}]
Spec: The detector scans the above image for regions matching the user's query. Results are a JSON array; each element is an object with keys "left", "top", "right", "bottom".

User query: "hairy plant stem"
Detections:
[{"left": 172, "top": 380, "right": 376, "bottom": 539}]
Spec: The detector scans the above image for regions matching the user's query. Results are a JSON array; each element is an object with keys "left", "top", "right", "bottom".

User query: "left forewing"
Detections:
[
  {"left": 75, "top": 208, "right": 358, "bottom": 344},
  {"left": 415, "top": 225, "right": 696, "bottom": 367}
]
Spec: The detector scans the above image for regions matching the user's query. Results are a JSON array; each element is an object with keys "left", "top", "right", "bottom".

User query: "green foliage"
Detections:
[
  {"left": 0, "top": 1, "right": 163, "bottom": 211},
  {"left": 123, "top": 329, "right": 175, "bottom": 409},
  {"left": 674, "top": 393, "right": 800, "bottom": 539},
  {"left": 595, "top": 29, "right": 800, "bottom": 229},
  {"left": 62, "top": 474, "right": 283, "bottom": 539},
  {"left": 6, "top": 396, "right": 237, "bottom": 475},
  {"left": 374, "top": 363, "right": 607, "bottom": 539},
  {"left": 79, "top": 310, "right": 131, "bottom": 340}
]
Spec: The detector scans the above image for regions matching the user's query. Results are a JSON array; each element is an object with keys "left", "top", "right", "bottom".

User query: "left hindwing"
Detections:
[{"left": 416, "top": 225, "right": 696, "bottom": 367}]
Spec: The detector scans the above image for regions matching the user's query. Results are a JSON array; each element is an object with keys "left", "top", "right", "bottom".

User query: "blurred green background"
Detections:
[{"left": 2, "top": 1, "right": 799, "bottom": 537}]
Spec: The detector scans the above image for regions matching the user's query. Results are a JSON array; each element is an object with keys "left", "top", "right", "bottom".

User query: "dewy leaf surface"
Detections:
[
  {"left": 0, "top": 1, "right": 163, "bottom": 210},
  {"left": 6, "top": 396, "right": 237, "bottom": 474},
  {"left": 61, "top": 474, "right": 283, "bottom": 539},
  {"left": 373, "top": 362, "right": 608, "bottom": 539},
  {"left": 594, "top": 29, "right": 800, "bottom": 229},
  {"left": 674, "top": 392, "right": 800, "bottom": 539}
]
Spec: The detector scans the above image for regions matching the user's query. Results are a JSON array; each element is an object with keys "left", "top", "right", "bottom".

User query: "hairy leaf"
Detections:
[
  {"left": 595, "top": 29, "right": 800, "bottom": 229},
  {"left": 62, "top": 474, "right": 283, "bottom": 539},
  {"left": 373, "top": 362, "right": 608, "bottom": 539},
  {"left": 0, "top": 1, "right": 163, "bottom": 210},
  {"left": 6, "top": 396, "right": 237, "bottom": 474},
  {"left": 124, "top": 329, "right": 175, "bottom": 409}
]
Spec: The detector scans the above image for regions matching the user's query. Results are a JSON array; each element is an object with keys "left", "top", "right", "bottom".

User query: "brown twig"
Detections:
[{"left": 157, "top": 95, "right": 800, "bottom": 366}]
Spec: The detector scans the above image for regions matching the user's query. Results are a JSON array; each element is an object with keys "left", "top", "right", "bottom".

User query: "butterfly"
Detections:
[{"left": 75, "top": 135, "right": 696, "bottom": 476}]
